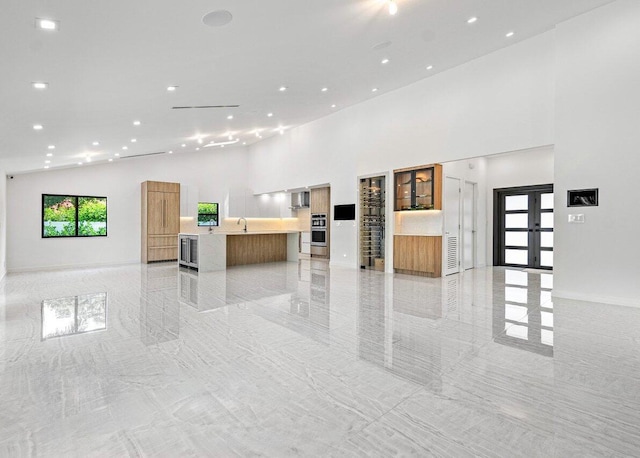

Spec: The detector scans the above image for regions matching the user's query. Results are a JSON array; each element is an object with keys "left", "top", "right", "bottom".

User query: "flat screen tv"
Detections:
[{"left": 334, "top": 204, "right": 355, "bottom": 221}]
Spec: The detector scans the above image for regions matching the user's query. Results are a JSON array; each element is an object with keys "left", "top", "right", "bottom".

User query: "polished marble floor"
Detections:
[{"left": 1, "top": 260, "right": 639, "bottom": 456}]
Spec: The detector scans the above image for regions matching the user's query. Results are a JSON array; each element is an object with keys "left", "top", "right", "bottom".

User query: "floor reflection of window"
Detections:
[
  {"left": 494, "top": 269, "right": 553, "bottom": 356},
  {"left": 42, "top": 292, "right": 107, "bottom": 340}
]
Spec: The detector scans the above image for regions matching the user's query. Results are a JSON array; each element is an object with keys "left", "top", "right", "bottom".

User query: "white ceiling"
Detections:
[{"left": 1, "top": 0, "right": 614, "bottom": 174}]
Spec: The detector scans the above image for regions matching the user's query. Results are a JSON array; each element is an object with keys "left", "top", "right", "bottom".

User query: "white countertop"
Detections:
[{"left": 180, "top": 231, "right": 300, "bottom": 236}]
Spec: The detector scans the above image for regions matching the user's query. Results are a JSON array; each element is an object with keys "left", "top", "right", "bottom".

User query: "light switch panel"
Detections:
[{"left": 568, "top": 214, "right": 585, "bottom": 223}]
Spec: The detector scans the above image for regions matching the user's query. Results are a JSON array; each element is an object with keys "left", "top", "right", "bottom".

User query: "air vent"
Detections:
[
  {"left": 172, "top": 105, "right": 240, "bottom": 110},
  {"left": 119, "top": 151, "right": 166, "bottom": 159}
]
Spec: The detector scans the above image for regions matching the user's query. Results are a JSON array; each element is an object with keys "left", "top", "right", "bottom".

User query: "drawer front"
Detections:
[
  {"left": 148, "top": 246, "right": 178, "bottom": 261},
  {"left": 310, "top": 246, "right": 327, "bottom": 256},
  {"left": 149, "top": 235, "right": 178, "bottom": 247}
]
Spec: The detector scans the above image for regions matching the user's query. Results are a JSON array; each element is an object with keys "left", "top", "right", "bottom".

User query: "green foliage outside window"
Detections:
[
  {"left": 197, "top": 202, "right": 218, "bottom": 226},
  {"left": 43, "top": 194, "right": 107, "bottom": 237}
]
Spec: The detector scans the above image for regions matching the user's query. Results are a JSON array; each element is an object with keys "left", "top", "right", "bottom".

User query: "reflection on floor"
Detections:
[{"left": 1, "top": 262, "right": 639, "bottom": 456}]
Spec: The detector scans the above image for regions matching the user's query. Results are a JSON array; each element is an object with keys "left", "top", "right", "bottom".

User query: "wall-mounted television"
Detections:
[
  {"left": 197, "top": 202, "right": 219, "bottom": 226},
  {"left": 334, "top": 204, "right": 356, "bottom": 221}
]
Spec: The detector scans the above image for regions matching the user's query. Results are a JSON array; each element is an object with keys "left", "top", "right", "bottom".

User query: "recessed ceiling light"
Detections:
[
  {"left": 85, "top": 157, "right": 92, "bottom": 163},
  {"left": 426, "top": 65, "right": 433, "bottom": 70},
  {"left": 168, "top": 150, "right": 173, "bottom": 154},
  {"left": 44, "top": 166, "right": 49, "bottom": 169},
  {"left": 48, "top": 145, "right": 55, "bottom": 149},
  {"left": 133, "top": 120, "right": 141, "bottom": 126},
  {"left": 77, "top": 162, "right": 83, "bottom": 165},
  {"left": 279, "top": 86, "right": 287, "bottom": 92},
  {"left": 92, "top": 141, "right": 100, "bottom": 146},
  {"left": 114, "top": 153, "right": 120, "bottom": 156},
  {"left": 506, "top": 31, "right": 515, "bottom": 38},
  {"left": 122, "top": 146, "right": 128, "bottom": 150},
  {"left": 33, "top": 124, "right": 43, "bottom": 130},
  {"left": 321, "top": 87, "right": 328, "bottom": 92},
  {"left": 372, "top": 88, "right": 378, "bottom": 92},
  {"left": 227, "top": 115, "right": 234, "bottom": 120},
  {"left": 388, "top": 1, "right": 398, "bottom": 15},
  {"left": 242, "top": 142, "right": 246, "bottom": 145},
  {"left": 196, "top": 147, "right": 200, "bottom": 151},
  {"left": 181, "top": 144, "right": 186, "bottom": 147},
  {"left": 45, "top": 160, "right": 51, "bottom": 164},
  {"left": 467, "top": 17, "right": 478, "bottom": 24},
  {"left": 267, "top": 113, "right": 273, "bottom": 117},
  {"left": 167, "top": 86, "right": 178, "bottom": 91},
  {"left": 36, "top": 18, "right": 58, "bottom": 31},
  {"left": 32, "top": 82, "right": 48, "bottom": 90},
  {"left": 331, "top": 104, "right": 336, "bottom": 108},
  {"left": 108, "top": 158, "right": 113, "bottom": 162},
  {"left": 221, "top": 145, "right": 225, "bottom": 148},
  {"left": 131, "top": 138, "right": 137, "bottom": 143},
  {"left": 202, "top": 10, "right": 233, "bottom": 28},
  {"left": 46, "top": 153, "right": 53, "bottom": 157},
  {"left": 381, "top": 58, "right": 389, "bottom": 65}
]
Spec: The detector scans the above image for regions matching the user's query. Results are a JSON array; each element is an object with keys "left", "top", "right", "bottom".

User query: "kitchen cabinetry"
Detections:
[
  {"left": 142, "top": 181, "right": 180, "bottom": 263},
  {"left": 310, "top": 187, "right": 330, "bottom": 258},
  {"left": 394, "top": 164, "right": 442, "bottom": 211},
  {"left": 393, "top": 235, "right": 442, "bottom": 277},
  {"left": 360, "top": 176, "right": 386, "bottom": 270}
]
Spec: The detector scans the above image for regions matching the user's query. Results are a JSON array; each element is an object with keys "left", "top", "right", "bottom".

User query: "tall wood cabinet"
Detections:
[
  {"left": 310, "top": 187, "right": 331, "bottom": 259},
  {"left": 142, "top": 181, "right": 180, "bottom": 263}
]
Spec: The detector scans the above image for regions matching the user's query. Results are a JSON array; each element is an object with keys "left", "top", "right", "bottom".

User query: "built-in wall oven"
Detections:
[{"left": 311, "top": 213, "right": 327, "bottom": 247}]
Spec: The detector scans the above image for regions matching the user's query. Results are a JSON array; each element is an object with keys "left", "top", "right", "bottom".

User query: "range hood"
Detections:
[{"left": 290, "top": 191, "right": 310, "bottom": 209}]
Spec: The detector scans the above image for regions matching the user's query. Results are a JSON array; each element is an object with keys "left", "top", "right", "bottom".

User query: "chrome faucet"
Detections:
[{"left": 237, "top": 217, "right": 247, "bottom": 233}]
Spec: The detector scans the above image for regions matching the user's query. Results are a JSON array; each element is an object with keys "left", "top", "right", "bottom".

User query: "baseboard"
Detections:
[
  {"left": 8, "top": 259, "right": 140, "bottom": 274},
  {"left": 552, "top": 290, "right": 640, "bottom": 309}
]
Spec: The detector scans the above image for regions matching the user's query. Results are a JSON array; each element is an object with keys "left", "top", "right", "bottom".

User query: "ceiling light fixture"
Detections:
[
  {"left": 388, "top": 1, "right": 398, "bottom": 16},
  {"left": 44, "top": 166, "right": 49, "bottom": 169},
  {"left": 267, "top": 113, "right": 273, "bottom": 117},
  {"left": 114, "top": 153, "right": 120, "bottom": 156},
  {"left": 48, "top": 145, "right": 55, "bottom": 149},
  {"left": 85, "top": 157, "right": 92, "bottom": 163},
  {"left": 506, "top": 31, "right": 515, "bottom": 38},
  {"left": 168, "top": 151, "right": 173, "bottom": 154},
  {"left": 467, "top": 17, "right": 478, "bottom": 24},
  {"left": 381, "top": 58, "right": 389, "bottom": 64},
  {"left": 122, "top": 146, "right": 128, "bottom": 150},
  {"left": 32, "top": 82, "right": 48, "bottom": 90},
  {"left": 45, "top": 160, "right": 51, "bottom": 164},
  {"left": 131, "top": 138, "right": 137, "bottom": 143},
  {"left": 372, "top": 88, "right": 378, "bottom": 92},
  {"left": 196, "top": 147, "right": 200, "bottom": 151},
  {"left": 36, "top": 18, "right": 58, "bottom": 30},
  {"left": 181, "top": 143, "right": 186, "bottom": 147},
  {"left": 227, "top": 115, "right": 234, "bottom": 120},
  {"left": 203, "top": 138, "right": 240, "bottom": 148},
  {"left": 33, "top": 124, "right": 43, "bottom": 130},
  {"left": 92, "top": 141, "right": 99, "bottom": 146},
  {"left": 46, "top": 153, "right": 53, "bottom": 157},
  {"left": 426, "top": 65, "right": 433, "bottom": 70},
  {"left": 197, "top": 138, "right": 203, "bottom": 144},
  {"left": 108, "top": 158, "right": 113, "bottom": 162},
  {"left": 133, "top": 120, "right": 141, "bottom": 126},
  {"left": 321, "top": 87, "right": 328, "bottom": 92},
  {"left": 279, "top": 86, "right": 287, "bottom": 92},
  {"left": 77, "top": 162, "right": 83, "bottom": 165},
  {"left": 331, "top": 104, "right": 336, "bottom": 108},
  {"left": 167, "top": 86, "right": 178, "bottom": 91}
]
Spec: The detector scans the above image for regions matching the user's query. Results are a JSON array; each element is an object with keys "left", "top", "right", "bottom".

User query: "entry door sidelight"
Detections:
[{"left": 494, "top": 184, "right": 554, "bottom": 270}]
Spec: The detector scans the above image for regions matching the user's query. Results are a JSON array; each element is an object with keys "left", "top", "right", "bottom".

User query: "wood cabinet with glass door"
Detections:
[{"left": 394, "top": 164, "right": 442, "bottom": 211}]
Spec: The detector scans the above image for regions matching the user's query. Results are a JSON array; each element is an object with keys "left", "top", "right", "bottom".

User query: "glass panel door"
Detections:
[{"left": 494, "top": 185, "right": 554, "bottom": 269}]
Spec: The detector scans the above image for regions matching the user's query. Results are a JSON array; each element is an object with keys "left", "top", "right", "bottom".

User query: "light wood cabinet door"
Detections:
[
  {"left": 164, "top": 191, "right": 180, "bottom": 234},
  {"left": 311, "top": 187, "right": 330, "bottom": 213},
  {"left": 147, "top": 191, "right": 165, "bottom": 234},
  {"left": 393, "top": 235, "right": 442, "bottom": 277}
]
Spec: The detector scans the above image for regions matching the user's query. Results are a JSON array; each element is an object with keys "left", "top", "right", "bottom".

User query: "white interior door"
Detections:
[
  {"left": 463, "top": 181, "right": 477, "bottom": 270},
  {"left": 444, "top": 177, "right": 461, "bottom": 276}
]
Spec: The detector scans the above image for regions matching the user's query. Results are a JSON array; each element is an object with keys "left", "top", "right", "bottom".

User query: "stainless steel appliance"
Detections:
[
  {"left": 290, "top": 191, "right": 310, "bottom": 209},
  {"left": 179, "top": 234, "right": 198, "bottom": 269},
  {"left": 311, "top": 213, "right": 327, "bottom": 247}
]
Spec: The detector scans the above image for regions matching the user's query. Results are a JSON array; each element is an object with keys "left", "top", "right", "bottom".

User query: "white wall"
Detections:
[
  {"left": 485, "top": 146, "right": 555, "bottom": 266},
  {"left": 554, "top": 0, "right": 640, "bottom": 306},
  {"left": 248, "top": 32, "right": 556, "bottom": 270},
  {"left": 6, "top": 149, "right": 250, "bottom": 271},
  {"left": 0, "top": 170, "right": 6, "bottom": 280}
]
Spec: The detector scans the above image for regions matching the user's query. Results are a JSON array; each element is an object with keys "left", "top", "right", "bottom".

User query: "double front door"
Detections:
[{"left": 494, "top": 184, "right": 554, "bottom": 270}]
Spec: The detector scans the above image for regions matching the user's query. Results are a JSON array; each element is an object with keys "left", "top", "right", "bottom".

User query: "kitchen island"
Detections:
[{"left": 179, "top": 231, "right": 299, "bottom": 272}]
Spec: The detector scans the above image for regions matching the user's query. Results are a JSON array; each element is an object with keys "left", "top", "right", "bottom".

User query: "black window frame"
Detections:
[
  {"left": 42, "top": 194, "right": 108, "bottom": 238},
  {"left": 197, "top": 202, "right": 219, "bottom": 227}
]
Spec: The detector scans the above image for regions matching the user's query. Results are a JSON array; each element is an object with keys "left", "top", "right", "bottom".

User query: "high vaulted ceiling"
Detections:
[{"left": 1, "top": 0, "right": 614, "bottom": 174}]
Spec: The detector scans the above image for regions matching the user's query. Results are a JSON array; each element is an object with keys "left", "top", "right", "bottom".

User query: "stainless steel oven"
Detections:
[{"left": 311, "top": 213, "right": 327, "bottom": 246}]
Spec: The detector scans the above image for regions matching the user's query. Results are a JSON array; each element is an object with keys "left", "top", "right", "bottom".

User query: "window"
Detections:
[
  {"left": 42, "top": 194, "right": 107, "bottom": 237},
  {"left": 197, "top": 202, "right": 218, "bottom": 226}
]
